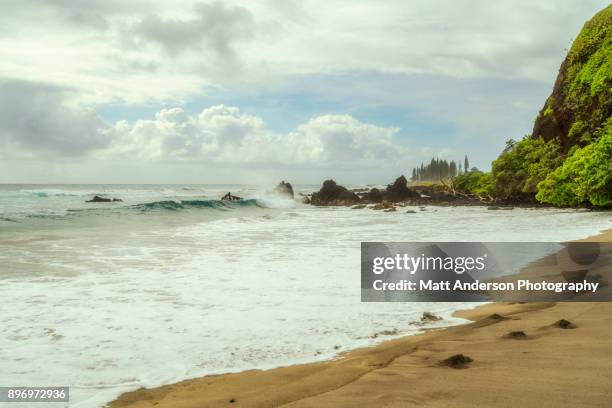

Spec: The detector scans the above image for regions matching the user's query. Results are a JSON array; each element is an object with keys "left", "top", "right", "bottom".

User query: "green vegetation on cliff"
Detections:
[
  {"left": 536, "top": 119, "right": 612, "bottom": 206},
  {"left": 490, "top": 137, "right": 562, "bottom": 200},
  {"left": 457, "top": 6, "right": 611, "bottom": 207},
  {"left": 533, "top": 5, "right": 611, "bottom": 148},
  {"left": 453, "top": 171, "right": 492, "bottom": 197}
]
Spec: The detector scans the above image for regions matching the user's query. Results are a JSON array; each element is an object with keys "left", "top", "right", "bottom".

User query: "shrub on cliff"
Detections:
[
  {"left": 491, "top": 137, "right": 563, "bottom": 200},
  {"left": 536, "top": 120, "right": 612, "bottom": 207},
  {"left": 454, "top": 171, "right": 493, "bottom": 196}
]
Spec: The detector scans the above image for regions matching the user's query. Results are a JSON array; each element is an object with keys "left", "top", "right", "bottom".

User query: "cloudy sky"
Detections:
[{"left": 0, "top": 0, "right": 607, "bottom": 184}]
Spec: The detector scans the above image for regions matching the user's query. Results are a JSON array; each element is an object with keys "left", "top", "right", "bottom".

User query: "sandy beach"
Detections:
[{"left": 109, "top": 229, "right": 612, "bottom": 408}]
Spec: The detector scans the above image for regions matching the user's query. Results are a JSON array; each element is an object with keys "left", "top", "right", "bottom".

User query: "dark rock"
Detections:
[
  {"left": 310, "top": 180, "right": 360, "bottom": 206},
  {"left": 421, "top": 312, "right": 442, "bottom": 322},
  {"left": 273, "top": 181, "right": 294, "bottom": 199},
  {"left": 87, "top": 195, "right": 118, "bottom": 203},
  {"left": 439, "top": 354, "right": 473, "bottom": 369},
  {"left": 504, "top": 330, "right": 529, "bottom": 339},
  {"left": 554, "top": 319, "right": 577, "bottom": 329},
  {"left": 487, "top": 206, "right": 501, "bottom": 210},
  {"left": 221, "top": 192, "right": 242, "bottom": 201},
  {"left": 385, "top": 175, "right": 420, "bottom": 202},
  {"left": 338, "top": 190, "right": 360, "bottom": 202},
  {"left": 363, "top": 188, "right": 384, "bottom": 203},
  {"left": 301, "top": 196, "right": 311, "bottom": 204},
  {"left": 406, "top": 210, "right": 417, "bottom": 214}
]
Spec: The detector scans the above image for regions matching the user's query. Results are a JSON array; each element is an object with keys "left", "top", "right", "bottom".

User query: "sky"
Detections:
[{"left": 0, "top": 0, "right": 608, "bottom": 184}]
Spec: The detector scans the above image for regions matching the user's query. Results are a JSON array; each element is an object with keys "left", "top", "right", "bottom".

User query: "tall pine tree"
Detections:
[{"left": 410, "top": 157, "right": 465, "bottom": 181}]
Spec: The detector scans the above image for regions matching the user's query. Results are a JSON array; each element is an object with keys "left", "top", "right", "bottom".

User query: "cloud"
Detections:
[
  {"left": 288, "top": 115, "right": 401, "bottom": 165},
  {"left": 131, "top": 2, "right": 254, "bottom": 58},
  {"left": 0, "top": 0, "right": 607, "bottom": 104},
  {"left": 108, "top": 105, "right": 407, "bottom": 167},
  {"left": 0, "top": 85, "right": 409, "bottom": 167},
  {"left": 0, "top": 0, "right": 608, "bottom": 182},
  {"left": 0, "top": 80, "right": 113, "bottom": 156}
]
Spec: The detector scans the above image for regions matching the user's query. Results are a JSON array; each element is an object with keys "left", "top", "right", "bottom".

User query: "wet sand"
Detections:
[{"left": 109, "top": 229, "right": 612, "bottom": 408}]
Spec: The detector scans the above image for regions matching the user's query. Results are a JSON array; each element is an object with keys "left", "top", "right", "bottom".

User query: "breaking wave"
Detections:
[{"left": 134, "top": 199, "right": 267, "bottom": 212}]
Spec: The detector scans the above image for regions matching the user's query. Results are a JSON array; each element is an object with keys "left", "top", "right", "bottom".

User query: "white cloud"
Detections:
[
  {"left": 0, "top": 0, "right": 606, "bottom": 103},
  {"left": 288, "top": 115, "right": 401, "bottom": 165},
  {"left": 0, "top": 0, "right": 607, "bottom": 182},
  {"left": 107, "top": 105, "right": 407, "bottom": 167}
]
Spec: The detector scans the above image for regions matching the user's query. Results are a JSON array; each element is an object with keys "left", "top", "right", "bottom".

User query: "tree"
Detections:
[
  {"left": 491, "top": 136, "right": 563, "bottom": 199},
  {"left": 454, "top": 171, "right": 493, "bottom": 196},
  {"left": 410, "top": 157, "right": 466, "bottom": 181},
  {"left": 536, "top": 121, "right": 612, "bottom": 207},
  {"left": 449, "top": 160, "right": 457, "bottom": 177},
  {"left": 464, "top": 155, "right": 470, "bottom": 173}
]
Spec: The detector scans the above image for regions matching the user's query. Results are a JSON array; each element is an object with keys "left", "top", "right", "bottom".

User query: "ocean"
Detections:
[{"left": 0, "top": 184, "right": 610, "bottom": 407}]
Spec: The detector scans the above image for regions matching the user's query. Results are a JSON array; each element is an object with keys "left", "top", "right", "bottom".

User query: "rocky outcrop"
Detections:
[
  {"left": 531, "top": 5, "right": 611, "bottom": 151},
  {"left": 421, "top": 312, "right": 442, "bottom": 322},
  {"left": 361, "top": 176, "right": 420, "bottom": 203},
  {"left": 362, "top": 188, "right": 383, "bottom": 203},
  {"left": 273, "top": 181, "right": 294, "bottom": 199},
  {"left": 385, "top": 175, "right": 420, "bottom": 202},
  {"left": 86, "top": 195, "right": 122, "bottom": 203},
  {"left": 310, "top": 180, "right": 360, "bottom": 206},
  {"left": 221, "top": 192, "right": 242, "bottom": 201},
  {"left": 308, "top": 176, "right": 462, "bottom": 207}
]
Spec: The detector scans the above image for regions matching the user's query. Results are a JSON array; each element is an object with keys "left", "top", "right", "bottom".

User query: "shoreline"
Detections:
[
  {"left": 305, "top": 177, "right": 612, "bottom": 209},
  {"left": 109, "top": 229, "right": 612, "bottom": 408}
]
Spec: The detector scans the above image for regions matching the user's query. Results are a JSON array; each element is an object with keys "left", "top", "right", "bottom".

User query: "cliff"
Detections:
[
  {"left": 483, "top": 5, "right": 612, "bottom": 206},
  {"left": 532, "top": 5, "right": 611, "bottom": 151}
]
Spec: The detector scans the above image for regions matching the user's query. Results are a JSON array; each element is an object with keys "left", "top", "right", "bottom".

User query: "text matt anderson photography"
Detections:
[{"left": 0, "top": 1, "right": 611, "bottom": 407}]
